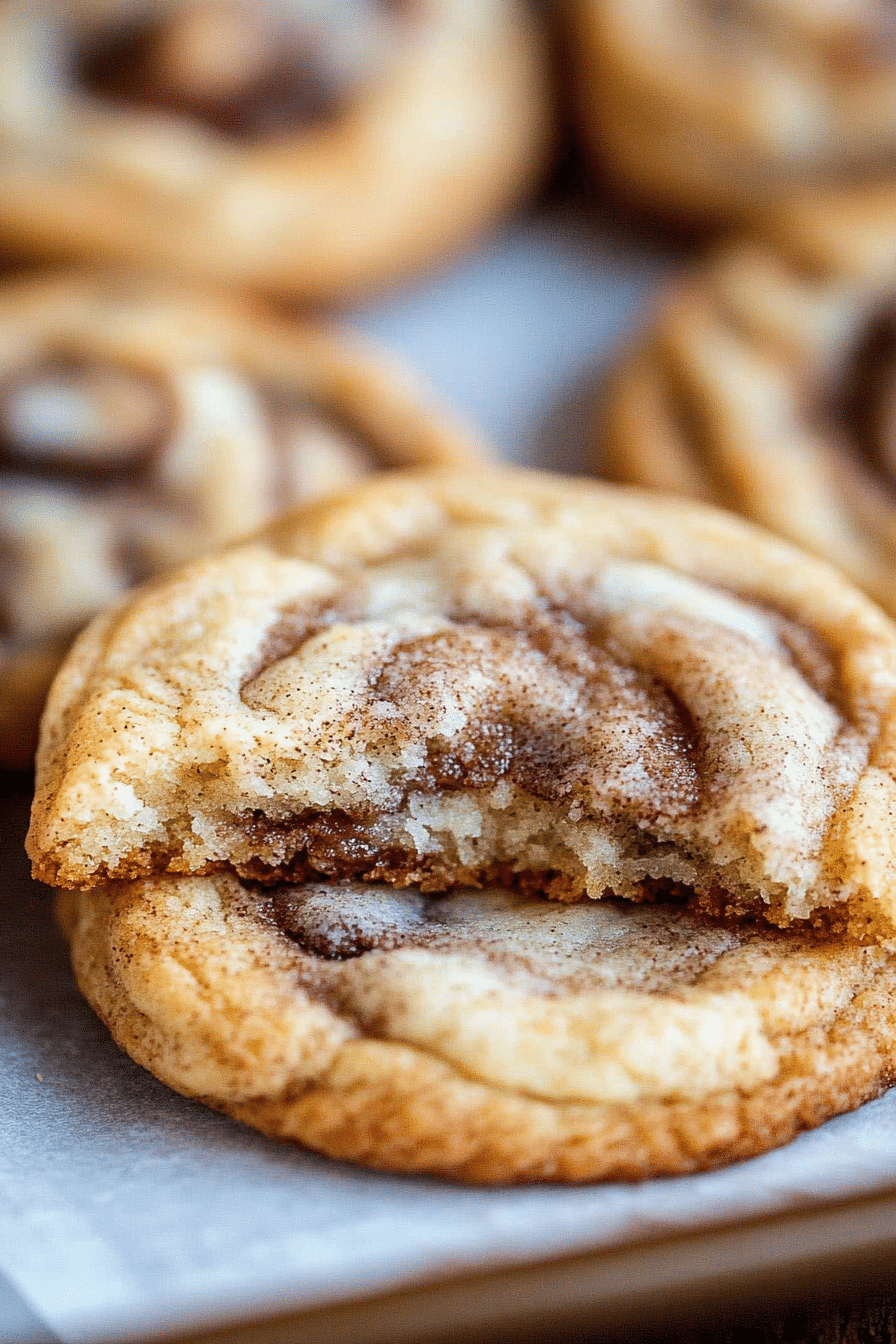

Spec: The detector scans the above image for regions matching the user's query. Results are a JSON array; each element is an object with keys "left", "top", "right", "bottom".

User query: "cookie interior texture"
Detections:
[
  {"left": 29, "top": 472, "right": 896, "bottom": 943},
  {"left": 56, "top": 873, "right": 896, "bottom": 1181}
]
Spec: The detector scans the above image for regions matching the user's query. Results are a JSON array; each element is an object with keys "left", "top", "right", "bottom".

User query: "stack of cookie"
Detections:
[
  {"left": 9, "top": 0, "right": 896, "bottom": 1194},
  {"left": 26, "top": 471, "right": 896, "bottom": 1181}
]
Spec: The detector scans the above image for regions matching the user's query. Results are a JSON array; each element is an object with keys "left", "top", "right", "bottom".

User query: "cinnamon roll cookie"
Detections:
[
  {"left": 0, "top": 273, "right": 482, "bottom": 767},
  {"left": 28, "top": 469, "right": 896, "bottom": 942},
  {"left": 0, "top": 0, "right": 553, "bottom": 299},
  {"left": 570, "top": 0, "right": 896, "bottom": 225},
  {"left": 601, "top": 196, "right": 896, "bottom": 618}
]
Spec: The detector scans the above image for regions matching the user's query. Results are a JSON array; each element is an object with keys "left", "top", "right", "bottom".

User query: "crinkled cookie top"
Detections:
[{"left": 28, "top": 469, "right": 896, "bottom": 942}]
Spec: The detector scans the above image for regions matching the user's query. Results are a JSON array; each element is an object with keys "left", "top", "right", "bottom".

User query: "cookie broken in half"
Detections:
[{"left": 35, "top": 468, "right": 896, "bottom": 1180}]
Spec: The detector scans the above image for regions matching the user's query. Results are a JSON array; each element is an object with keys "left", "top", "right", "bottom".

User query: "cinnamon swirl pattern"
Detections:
[
  {"left": 29, "top": 471, "right": 896, "bottom": 943},
  {"left": 570, "top": 0, "right": 896, "bottom": 224},
  {"left": 0, "top": 0, "right": 553, "bottom": 298},
  {"left": 0, "top": 274, "right": 482, "bottom": 767},
  {"left": 56, "top": 874, "right": 896, "bottom": 1181},
  {"left": 601, "top": 196, "right": 896, "bottom": 620}
]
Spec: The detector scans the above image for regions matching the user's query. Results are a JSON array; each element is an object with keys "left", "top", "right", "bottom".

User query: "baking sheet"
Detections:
[{"left": 4, "top": 196, "right": 896, "bottom": 1344}]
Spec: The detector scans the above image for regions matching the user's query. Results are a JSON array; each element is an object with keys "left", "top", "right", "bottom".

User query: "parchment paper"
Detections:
[{"left": 4, "top": 194, "right": 896, "bottom": 1344}]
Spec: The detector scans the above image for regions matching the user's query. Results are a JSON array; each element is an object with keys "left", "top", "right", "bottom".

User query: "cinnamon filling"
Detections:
[
  {"left": 221, "top": 806, "right": 585, "bottom": 897},
  {"left": 265, "top": 882, "right": 744, "bottom": 978},
  {"left": 207, "top": 809, "right": 798, "bottom": 924},
  {"left": 75, "top": 0, "right": 401, "bottom": 140}
]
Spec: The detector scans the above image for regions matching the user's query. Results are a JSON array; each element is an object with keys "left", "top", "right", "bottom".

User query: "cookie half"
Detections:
[
  {"left": 57, "top": 873, "right": 896, "bottom": 1182},
  {"left": 0, "top": 273, "right": 484, "bottom": 767},
  {"left": 0, "top": 0, "right": 554, "bottom": 299},
  {"left": 29, "top": 470, "right": 896, "bottom": 943},
  {"left": 601, "top": 192, "right": 896, "bottom": 621}
]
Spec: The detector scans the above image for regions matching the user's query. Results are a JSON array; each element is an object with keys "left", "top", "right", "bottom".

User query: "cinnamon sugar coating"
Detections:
[
  {"left": 28, "top": 470, "right": 896, "bottom": 943},
  {"left": 56, "top": 873, "right": 896, "bottom": 1182}
]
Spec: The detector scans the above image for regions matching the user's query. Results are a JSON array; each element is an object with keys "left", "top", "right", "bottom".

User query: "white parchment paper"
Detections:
[{"left": 3, "top": 195, "right": 896, "bottom": 1344}]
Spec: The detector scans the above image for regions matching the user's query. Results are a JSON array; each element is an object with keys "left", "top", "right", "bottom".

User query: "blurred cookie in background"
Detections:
[
  {"left": 0, "top": 270, "right": 485, "bottom": 767},
  {"left": 0, "top": 0, "right": 555, "bottom": 301},
  {"left": 598, "top": 189, "right": 896, "bottom": 616},
  {"left": 569, "top": 0, "right": 896, "bottom": 227}
]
